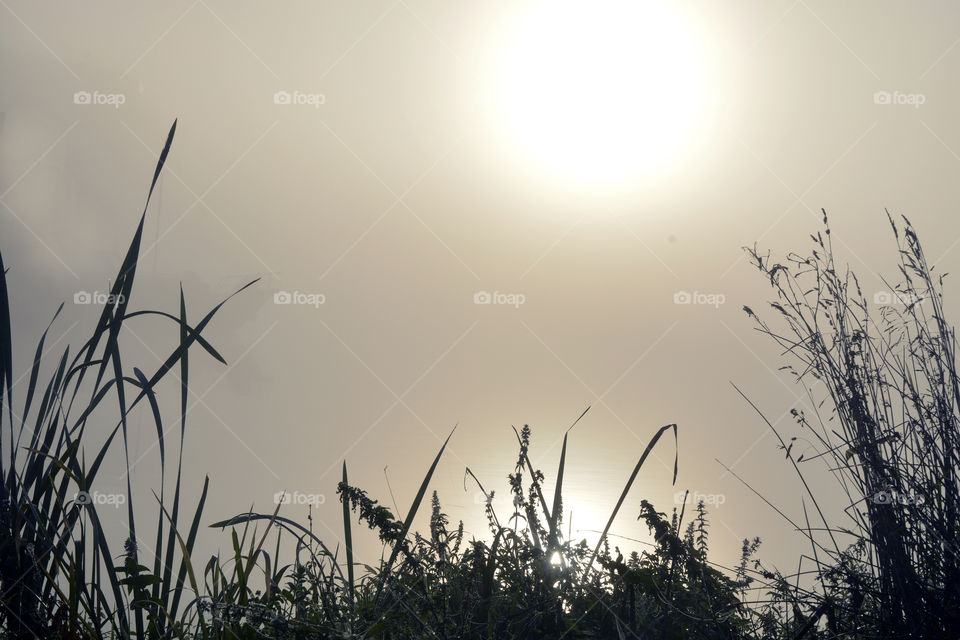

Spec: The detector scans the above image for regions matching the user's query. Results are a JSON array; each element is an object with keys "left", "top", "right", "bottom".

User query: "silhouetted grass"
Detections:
[
  {"left": 1, "top": 123, "right": 956, "bottom": 639},
  {"left": 0, "top": 121, "right": 257, "bottom": 639},
  {"left": 737, "top": 210, "right": 960, "bottom": 638}
]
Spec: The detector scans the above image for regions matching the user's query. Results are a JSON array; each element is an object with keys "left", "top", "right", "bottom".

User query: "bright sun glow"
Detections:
[{"left": 491, "top": 0, "right": 706, "bottom": 188}]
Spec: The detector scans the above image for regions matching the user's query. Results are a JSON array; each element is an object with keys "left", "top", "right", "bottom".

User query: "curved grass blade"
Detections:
[
  {"left": 210, "top": 513, "right": 346, "bottom": 584},
  {"left": 132, "top": 367, "right": 167, "bottom": 610},
  {"left": 585, "top": 423, "right": 678, "bottom": 580},
  {"left": 464, "top": 467, "right": 501, "bottom": 530}
]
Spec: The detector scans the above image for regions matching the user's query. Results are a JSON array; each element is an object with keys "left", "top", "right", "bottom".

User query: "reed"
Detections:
[
  {"left": 0, "top": 121, "right": 255, "bottom": 639},
  {"left": 737, "top": 210, "right": 960, "bottom": 638}
]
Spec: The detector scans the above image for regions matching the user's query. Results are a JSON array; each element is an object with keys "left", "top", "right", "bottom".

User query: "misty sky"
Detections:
[{"left": 3, "top": 0, "right": 960, "bottom": 571}]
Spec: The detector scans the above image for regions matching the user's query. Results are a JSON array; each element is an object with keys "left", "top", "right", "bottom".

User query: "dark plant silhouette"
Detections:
[
  {"left": 2, "top": 122, "right": 955, "bottom": 638},
  {"left": 740, "top": 210, "right": 960, "bottom": 638}
]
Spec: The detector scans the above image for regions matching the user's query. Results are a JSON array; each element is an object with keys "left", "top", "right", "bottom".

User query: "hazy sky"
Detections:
[{"left": 3, "top": 0, "right": 960, "bottom": 572}]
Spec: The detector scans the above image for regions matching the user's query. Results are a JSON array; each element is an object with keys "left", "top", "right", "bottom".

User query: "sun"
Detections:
[{"left": 489, "top": 0, "right": 707, "bottom": 189}]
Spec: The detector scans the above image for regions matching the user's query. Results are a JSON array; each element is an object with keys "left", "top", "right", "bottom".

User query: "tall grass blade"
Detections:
[
  {"left": 342, "top": 461, "right": 355, "bottom": 609},
  {"left": 169, "top": 475, "right": 209, "bottom": 623},
  {"left": 377, "top": 427, "right": 456, "bottom": 601},
  {"left": 548, "top": 406, "right": 589, "bottom": 550},
  {"left": 0, "top": 249, "right": 13, "bottom": 470},
  {"left": 21, "top": 305, "right": 63, "bottom": 439},
  {"left": 585, "top": 423, "right": 678, "bottom": 578},
  {"left": 160, "top": 287, "right": 190, "bottom": 626}
]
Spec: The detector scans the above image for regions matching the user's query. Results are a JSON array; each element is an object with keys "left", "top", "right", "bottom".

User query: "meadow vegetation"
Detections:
[{"left": 0, "top": 122, "right": 956, "bottom": 638}]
